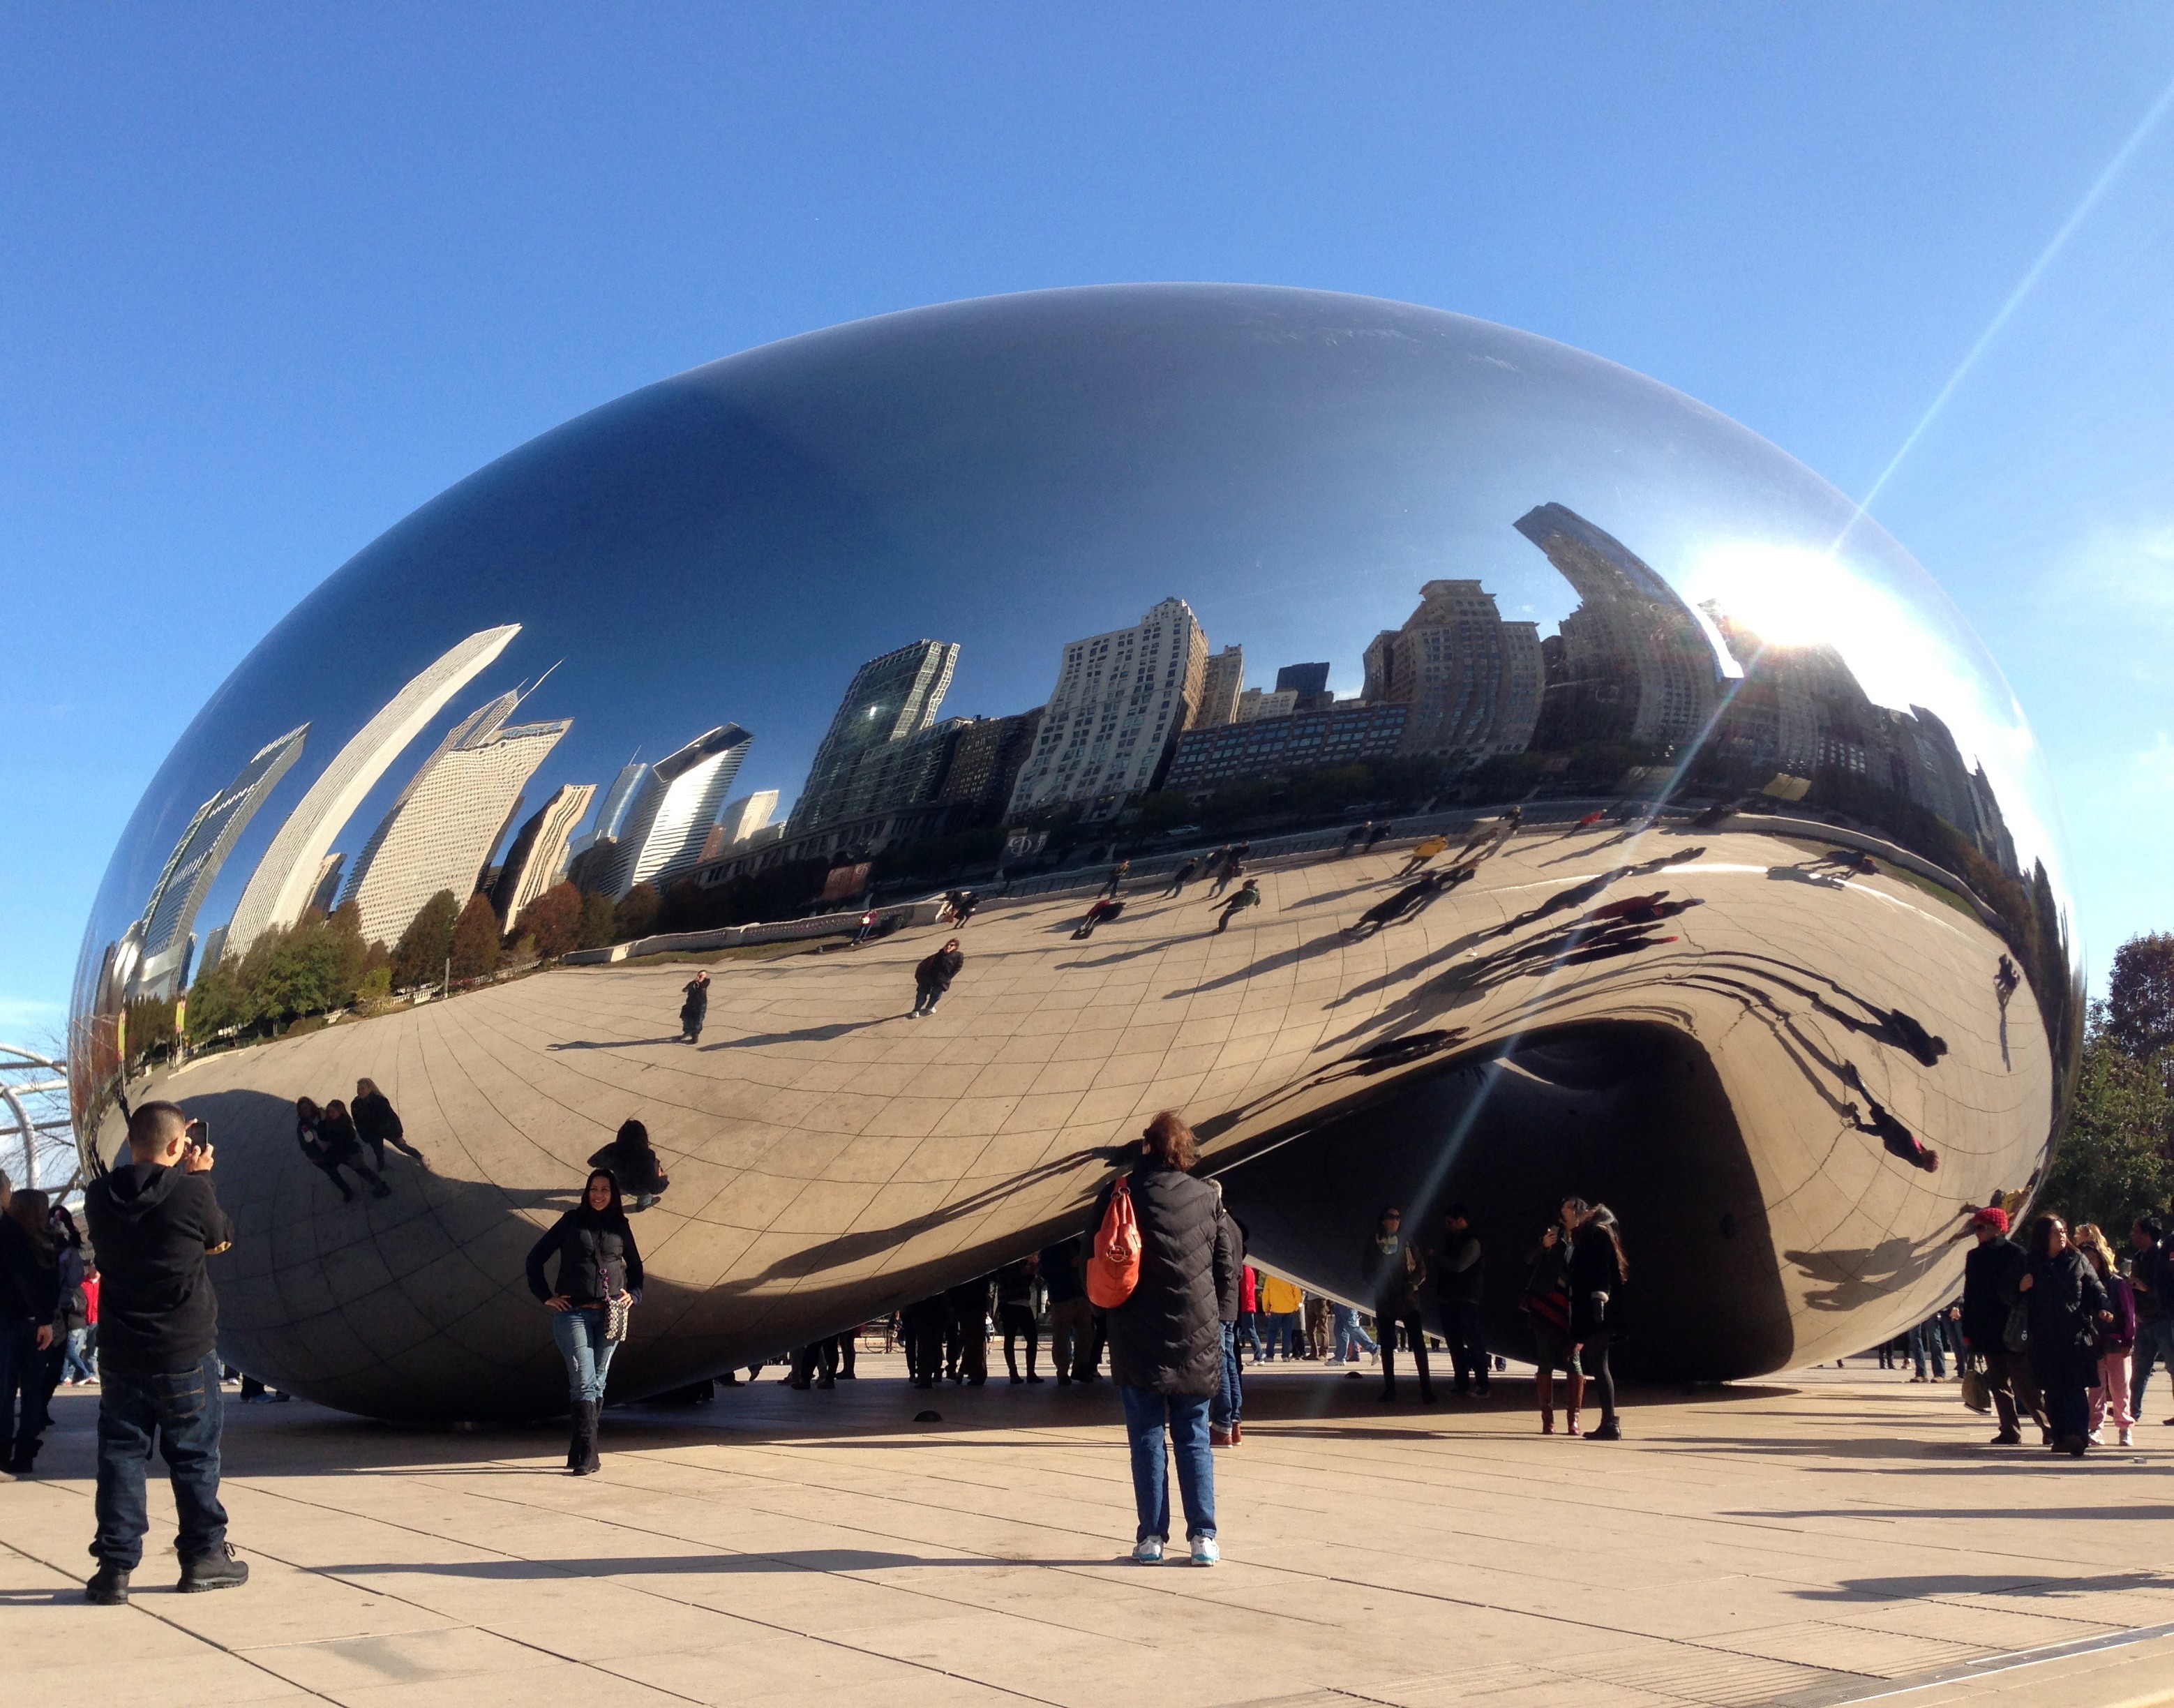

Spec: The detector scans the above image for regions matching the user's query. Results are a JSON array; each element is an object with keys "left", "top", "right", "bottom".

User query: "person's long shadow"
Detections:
[
  {"left": 1284, "top": 881, "right": 1384, "bottom": 910},
  {"left": 706, "top": 1143, "right": 1130, "bottom": 1294},
  {"left": 1162, "top": 933, "right": 1347, "bottom": 999},
  {"left": 548, "top": 1036, "right": 684, "bottom": 1051},
  {"left": 320, "top": 1549, "right": 1116, "bottom": 1578},
  {"left": 702, "top": 1018, "right": 894, "bottom": 1050}
]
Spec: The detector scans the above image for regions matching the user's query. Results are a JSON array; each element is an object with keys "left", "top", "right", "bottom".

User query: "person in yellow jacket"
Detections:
[
  {"left": 1259, "top": 1273, "right": 1305, "bottom": 1361},
  {"left": 1397, "top": 834, "right": 1449, "bottom": 878}
]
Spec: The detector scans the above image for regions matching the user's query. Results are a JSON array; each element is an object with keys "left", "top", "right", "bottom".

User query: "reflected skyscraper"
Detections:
[
  {"left": 1517, "top": 504, "right": 1721, "bottom": 754},
  {"left": 608, "top": 724, "right": 754, "bottom": 897},
  {"left": 126, "top": 724, "right": 308, "bottom": 1000},
  {"left": 225, "top": 624, "right": 520, "bottom": 953},
  {"left": 489, "top": 781, "right": 599, "bottom": 924},
  {"left": 1197, "top": 645, "right": 1245, "bottom": 728},
  {"left": 1008, "top": 597, "right": 1208, "bottom": 816},
  {"left": 698, "top": 789, "right": 781, "bottom": 863},
  {"left": 789, "top": 641, "right": 959, "bottom": 835},
  {"left": 1363, "top": 580, "right": 1542, "bottom": 760},
  {"left": 343, "top": 689, "right": 572, "bottom": 947}
]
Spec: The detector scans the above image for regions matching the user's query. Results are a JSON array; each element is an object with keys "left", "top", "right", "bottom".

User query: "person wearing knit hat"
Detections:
[{"left": 1960, "top": 1204, "right": 2042, "bottom": 1445}]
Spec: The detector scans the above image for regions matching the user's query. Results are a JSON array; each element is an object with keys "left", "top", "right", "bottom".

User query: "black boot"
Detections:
[
  {"left": 7, "top": 1437, "right": 40, "bottom": 1476},
  {"left": 84, "top": 1562, "right": 130, "bottom": 1605},
  {"left": 567, "top": 1400, "right": 601, "bottom": 1474},
  {"left": 179, "top": 1542, "right": 249, "bottom": 1592}
]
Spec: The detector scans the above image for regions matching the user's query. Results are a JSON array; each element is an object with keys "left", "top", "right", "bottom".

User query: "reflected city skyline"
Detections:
[{"left": 66, "top": 285, "right": 2078, "bottom": 1418}]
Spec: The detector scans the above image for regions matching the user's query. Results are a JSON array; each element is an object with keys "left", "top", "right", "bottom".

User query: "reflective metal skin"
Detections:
[{"left": 71, "top": 285, "right": 2079, "bottom": 1420}]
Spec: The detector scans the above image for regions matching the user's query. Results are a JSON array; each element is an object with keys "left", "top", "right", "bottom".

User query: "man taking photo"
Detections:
[{"left": 80, "top": 1100, "right": 246, "bottom": 1603}]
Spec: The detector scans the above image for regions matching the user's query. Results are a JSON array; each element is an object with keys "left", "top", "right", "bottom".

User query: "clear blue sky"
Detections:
[{"left": 5, "top": 6, "right": 2173, "bottom": 1042}]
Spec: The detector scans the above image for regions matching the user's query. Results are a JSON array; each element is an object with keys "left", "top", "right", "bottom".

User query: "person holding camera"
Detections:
[{"left": 80, "top": 1102, "right": 246, "bottom": 1603}]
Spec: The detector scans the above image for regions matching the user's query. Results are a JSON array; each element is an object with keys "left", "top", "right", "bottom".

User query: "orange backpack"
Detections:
[{"left": 1086, "top": 1176, "right": 1141, "bottom": 1308}]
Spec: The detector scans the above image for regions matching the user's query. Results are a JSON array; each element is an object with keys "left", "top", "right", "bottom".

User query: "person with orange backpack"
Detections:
[{"left": 1086, "top": 1111, "right": 1238, "bottom": 1566}]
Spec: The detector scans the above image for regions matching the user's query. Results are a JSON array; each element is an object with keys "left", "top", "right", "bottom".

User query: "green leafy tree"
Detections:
[
  {"left": 183, "top": 953, "right": 246, "bottom": 1042},
  {"left": 2040, "top": 1001, "right": 2174, "bottom": 1235},
  {"left": 391, "top": 891, "right": 462, "bottom": 989},
  {"left": 577, "top": 891, "right": 618, "bottom": 950},
  {"left": 516, "top": 881, "right": 584, "bottom": 958},
  {"left": 2105, "top": 934, "right": 2174, "bottom": 1066},
  {"left": 613, "top": 881, "right": 661, "bottom": 943},
  {"left": 449, "top": 892, "right": 502, "bottom": 981}
]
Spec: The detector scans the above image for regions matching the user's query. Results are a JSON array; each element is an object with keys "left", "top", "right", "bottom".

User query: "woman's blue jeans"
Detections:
[
  {"left": 1210, "top": 1324, "right": 1243, "bottom": 1430},
  {"left": 1119, "top": 1386, "right": 1216, "bottom": 1543},
  {"left": 551, "top": 1308, "right": 617, "bottom": 1404}
]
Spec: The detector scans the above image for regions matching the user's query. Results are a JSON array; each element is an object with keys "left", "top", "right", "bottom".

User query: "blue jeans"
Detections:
[
  {"left": 1210, "top": 1324, "right": 1242, "bottom": 1430},
  {"left": 1119, "top": 1386, "right": 1216, "bottom": 1543},
  {"left": 2133, "top": 1318, "right": 2174, "bottom": 1415},
  {"left": 1238, "top": 1312, "right": 1264, "bottom": 1358},
  {"left": 61, "top": 1327, "right": 97, "bottom": 1384},
  {"left": 1331, "top": 1303, "right": 1376, "bottom": 1361},
  {"left": 93, "top": 1352, "right": 228, "bottom": 1568},
  {"left": 1909, "top": 1319, "right": 1948, "bottom": 1379},
  {"left": 551, "top": 1307, "right": 617, "bottom": 1404}
]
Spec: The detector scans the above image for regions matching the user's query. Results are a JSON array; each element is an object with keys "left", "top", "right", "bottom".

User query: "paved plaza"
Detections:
[{"left": 6, "top": 1359, "right": 2172, "bottom": 1707}]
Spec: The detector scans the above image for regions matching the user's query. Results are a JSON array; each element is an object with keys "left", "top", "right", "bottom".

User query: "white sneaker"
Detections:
[
  {"left": 1132, "top": 1538, "right": 1163, "bottom": 1565},
  {"left": 2119, "top": 1428, "right": 2135, "bottom": 1446},
  {"left": 2088, "top": 1430, "right": 2104, "bottom": 1445},
  {"left": 1190, "top": 1535, "right": 1220, "bottom": 1566}
]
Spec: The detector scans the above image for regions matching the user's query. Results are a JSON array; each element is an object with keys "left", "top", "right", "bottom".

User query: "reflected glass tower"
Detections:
[
  {"left": 224, "top": 624, "right": 520, "bottom": 954},
  {"left": 789, "top": 641, "right": 959, "bottom": 835},
  {"left": 607, "top": 724, "right": 754, "bottom": 897},
  {"left": 1363, "top": 579, "right": 1543, "bottom": 759},
  {"left": 127, "top": 723, "right": 308, "bottom": 1000}
]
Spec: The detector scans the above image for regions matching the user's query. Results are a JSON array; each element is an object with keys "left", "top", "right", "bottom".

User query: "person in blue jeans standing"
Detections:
[
  {"left": 1210, "top": 1198, "right": 1245, "bottom": 1447},
  {"left": 2129, "top": 1218, "right": 2173, "bottom": 1424},
  {"left": 1328, "top": 1301, "right": 1377, "bottom": 1365},
  {"left": 80, "top": 1102, "right": 248, "bottom": 1604},
  {"left": 1907, "top": 1313, "right": 1949, "bottom": 1381},
  {"left": 1090, "top": 1111, "right": 1238, "bottom": 1566},
  {"left": 526, "top": 1169, "right": 644, "bottom": 1475}
]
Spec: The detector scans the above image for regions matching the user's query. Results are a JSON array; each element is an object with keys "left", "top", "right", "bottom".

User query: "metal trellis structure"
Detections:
[{"left": 0, "top": 1043, "right": 74, "bottom": 1195}]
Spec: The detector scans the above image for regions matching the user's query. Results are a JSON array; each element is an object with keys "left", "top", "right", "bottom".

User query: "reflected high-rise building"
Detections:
[
  {"left": 126, "top": 724, "right": 309, "bottom": 1001},
  {"left": 1517, "top": 505, "right": 1721, "bottom": 754},
  {"left": 306, "top": 853, "right": 346, "bottom": 917},
  {"left": 789, "top": 641, "right": 959, "bottom": 835},
  {"left": 343, "top": 690, "right": 573, "bottom": 947},
  {"left": 698, "top": 789, "right": 781, "bottom": 864},
  {"left": 1362, "top": 580, "right": 1542, "bottom": 759},
  {"left": 938, "top": 709, "right": 1044, "bottom": 821},
  {"left": 1008, "top": 597, "right": 1209, "bottom": 816},
  {"left": 607, "top": 724, "right": 754, "bottom": 897},
  {"left": 1197, "top": 645, "right": 1245, "bottom": 728},
  {"left": 225, "top": 624, "right": 520, "bottom": 954},
  {"left": 489, "top": 781, "right": 599, "bottom": 924}
]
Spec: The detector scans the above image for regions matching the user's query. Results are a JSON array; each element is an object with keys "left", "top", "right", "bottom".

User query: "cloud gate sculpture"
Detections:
[{"left": 71, "top": 285, "right": 2079, "bottom": 1421}]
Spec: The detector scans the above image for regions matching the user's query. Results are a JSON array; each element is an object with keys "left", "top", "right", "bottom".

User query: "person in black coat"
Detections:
[
  {"left": 1209, "top": 1198, "right": 1246, "bottom": 1446},
  {"left": 1431, "top": 1204, "right": 1487, "bottom": 1397},
  {"left": 295, "top": 1097, "right": 390, "bottom": 1201},
  {"left": 352, "top": 1079, "right": 426, "bottom": 1169},
  {"left": 1088, "top": 1111, "right": 1236, "bottom": 1565},
  {"left": 526, "top": 1169, "right": 644, "bottom": 1474},
  {"left": 0, "top": 1185, "right": 61, "bottom": 1475},
  {"left": 587, "top": 1118, "right": 670, "bottom": 1210},
  {"left": 899, "top": 1293, "right": 953, "bottom": 1389},
  {"left": 945, "top": 1275, "right": 991, "bottom": 1385},
  {"left": 1958, "top": 1206, "right": 2042, "bottom": 1444},
  {"left": 1569, "top": 1204, "right": 1628, "bottom": 1441},
  {"left": 1360, "top": 1207, "right": 1433, "bottom": 1402},
  {"left": 912, "top": 940, "right": 964, "bottom": 1017},
  {"left": 678, "top": 971, "right": 710, "bottom": 1044},
  {"left": 2019, "top": 1213, "right": 2112, "bottom": 1457}
]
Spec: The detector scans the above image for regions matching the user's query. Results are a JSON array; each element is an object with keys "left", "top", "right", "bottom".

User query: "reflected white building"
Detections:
[
  {"left": 490, "top": 781, "right": 599, "bottom": 925},
  {"left": 225, "top": 624, "right": 520, "bottom": 954},
  {"left": 1363, "top": 579, "right": 1542, "bottom": 760},
  {"left": 608, "top": 724, "right": 754, "bottom": 897},
  {"left": 343, "top": 690, "right": 571, "bottom": 947},
  {"left": 1008, "top": 597, "right": 1209, "bottom": 816}
]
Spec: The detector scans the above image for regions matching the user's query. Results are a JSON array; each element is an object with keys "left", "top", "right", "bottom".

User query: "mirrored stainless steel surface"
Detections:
[{"left": 71, "top": 285, "right": 2079, "bottom": 1418}]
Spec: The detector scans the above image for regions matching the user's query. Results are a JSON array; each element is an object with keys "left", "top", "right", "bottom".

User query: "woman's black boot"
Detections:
[{"left": 567, "top": 1400, "right": 600, "bottom": 1474}]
